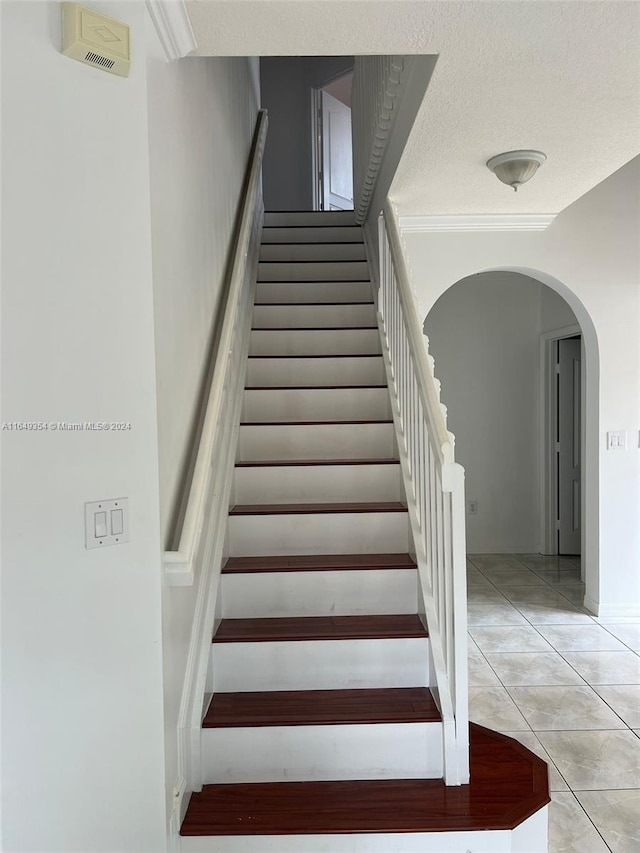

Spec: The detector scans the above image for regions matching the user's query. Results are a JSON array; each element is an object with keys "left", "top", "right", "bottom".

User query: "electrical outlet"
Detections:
[{"left": 468, "top": 500, "right": 478, "bottom": 515}]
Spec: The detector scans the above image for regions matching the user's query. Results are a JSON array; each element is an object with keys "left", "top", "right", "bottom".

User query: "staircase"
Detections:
[{"left": 180, "top": 211, "right": 549, "bottom": 852}]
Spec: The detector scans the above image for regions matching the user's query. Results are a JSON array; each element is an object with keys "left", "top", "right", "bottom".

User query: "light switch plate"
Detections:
[
  {"left": 607, "top": 431, "right": 627, "bottom": 450},
  {"left": 85, "top": 497, "right": 129, "bottom": 549}
]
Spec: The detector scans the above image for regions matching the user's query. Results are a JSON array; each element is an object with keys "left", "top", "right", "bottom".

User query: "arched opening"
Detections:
[{"left": 423, "top": 268, "right": 600, "bottom": 615}]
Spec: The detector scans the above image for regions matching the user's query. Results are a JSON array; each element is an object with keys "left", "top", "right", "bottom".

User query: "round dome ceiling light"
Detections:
[{"left": 486, "top": 150, "right": 547, "bottom": 192}]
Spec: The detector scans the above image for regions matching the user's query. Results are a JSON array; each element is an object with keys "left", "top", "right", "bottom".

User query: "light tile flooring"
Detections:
[{"left": 466, "top": 553, "right": 640, "bottom": 853}]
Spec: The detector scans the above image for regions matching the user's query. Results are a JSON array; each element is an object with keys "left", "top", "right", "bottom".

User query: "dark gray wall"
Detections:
[{"left": 260, "top": 57, "right": 354, "bottom": 210}]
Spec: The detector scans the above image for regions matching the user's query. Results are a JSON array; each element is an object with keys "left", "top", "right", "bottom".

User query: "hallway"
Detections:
[{"left": 467, "top": 554, "right": 640, "bottom": 852}]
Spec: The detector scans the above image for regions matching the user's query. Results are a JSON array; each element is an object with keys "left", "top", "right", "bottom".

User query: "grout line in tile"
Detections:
[{"left": 569, "top": 790, "right": 615, "bottom": 853}]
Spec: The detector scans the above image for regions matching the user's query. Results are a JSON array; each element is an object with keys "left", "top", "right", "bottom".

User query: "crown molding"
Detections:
[
  {"left": 398, "top": 214, "right": 556, "bottom": 233},
  {"left": 146, "top": 0, "right": 197, "bottom": 61}
]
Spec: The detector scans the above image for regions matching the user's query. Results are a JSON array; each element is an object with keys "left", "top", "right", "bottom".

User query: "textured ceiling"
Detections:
[{"left": 186, "top": 1, "right": 640, "bottom": 216}]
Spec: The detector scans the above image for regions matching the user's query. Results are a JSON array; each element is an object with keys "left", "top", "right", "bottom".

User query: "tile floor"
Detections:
[{"left": 466, "top": 553, "right": 640, "bottom": 853}]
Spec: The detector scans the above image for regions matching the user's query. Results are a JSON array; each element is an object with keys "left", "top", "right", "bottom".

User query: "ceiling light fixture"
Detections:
[{"left": 486, "top": 150, "right": 547, "bottom": 192}]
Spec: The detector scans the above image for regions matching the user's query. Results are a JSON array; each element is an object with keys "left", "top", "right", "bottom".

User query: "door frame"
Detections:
[
  {"left": 310, "top": 86, "right": 323, "bottom": 210},
  {"left": 539, "top": 323, "right": 584, "bottom": 566},
  {"left": 310, "top": 69, "right": 354, "bottom": 211}
]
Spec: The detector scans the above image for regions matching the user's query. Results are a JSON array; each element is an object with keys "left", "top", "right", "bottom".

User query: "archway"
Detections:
[{"left": 423, "top": 267, "right": 600, "bottom": 614}]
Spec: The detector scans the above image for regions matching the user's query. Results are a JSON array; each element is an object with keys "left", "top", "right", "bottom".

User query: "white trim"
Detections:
[
  {"left": 310, "top": 87, "right": 322, "bottom": 211},
  {"left": 587, "top": 598, "right": 640, "bottom": 620},
  {"left": 352, "top": 56, "right": 408, "bottom": 224},
  {"left": 164, "top": 551, "right": 194, "bottom": 586},
  {"left": 146, "top": 0, "right": 197, "bottom": 61},
  {"left": 398, "top": 214, "right": 556, "bottom": 233},
  {"left": 539, "top": 324, "right": 582, "bottom": 557}
]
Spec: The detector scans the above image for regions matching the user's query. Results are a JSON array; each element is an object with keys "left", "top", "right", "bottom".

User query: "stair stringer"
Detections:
[{"left": 170, "top": 258, "right": 260, "bottom": 837}]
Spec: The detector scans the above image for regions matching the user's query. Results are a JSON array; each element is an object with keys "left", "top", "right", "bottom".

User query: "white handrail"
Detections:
[
  {"left": 377, "top": 200, "right": 469, "bottom": 784},
  {"left": 163, "top": 109, "right": 269, "bottom": 585}
]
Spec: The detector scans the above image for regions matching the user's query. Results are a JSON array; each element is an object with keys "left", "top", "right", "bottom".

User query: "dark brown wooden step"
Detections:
[
  {"left": 247, "top": 354, "right": 383, "bottom": 359},
  {"left": 253, "top": 304, "right": 375, "bottom": 308},
  {"left": 203, "top": 687, "right": 440, "bottom": 728},
  {"left": 251, "top": 326, "right": 379, "bottom": 331},
  {"left": 229, "top": 502, "right": 407, "bottom": 516},
  {"left": 213, "top": 614, "right": 427, "bottom": 643},
  {"left": 222, "top": 553, "right": 417, "bottom": 573},
  {"left": 259, "top": 241, "right": 365, "bottom": 246},
  {"left": 235, "top": 458, "right": 399, "bottom": 468},
  {"left": 240, "top": 419, "right": 393, "bottom": 426},
  {"left": 181, "top": 723, "right": 550, "bottom": 835},
  {"left": 244, "top": 384, "right": 387, "bottom": 390}
]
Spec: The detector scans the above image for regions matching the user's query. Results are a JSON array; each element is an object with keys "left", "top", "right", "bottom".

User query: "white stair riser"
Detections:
[
  {"left": 234, "top": 464, "right": 402, "bottom": 504},
  {"left": 258, "top": 261, "right": 369, "bottom": 282},
  {"left": 246, "top": 356, "right": 386, "bottom": 387},
  {"left": 261, "top": 225, "right": 362, "bottom": 243},
  {"left": 180, "top": 827, "right": 525, "bottom": 853},
  {"left": 228, "top": 512, "right": 409, "bottom": 557},
  {"left": 256, "top": 281, "right": 373, "bottom": 303},
  {"left": 211, "top": 638, "right": 430, "bottom": 692},
  {"left": 221, "top": 569, "right": 417, "bottom": 618},
  {"left": 264, "top": 211, "right": 356, "bottom": 227},
  {"left": 249, "top": 328, "right": 380, "bottom": 356},
  {"left": 242, "top": 388, "right": 390, "bottom": 422},
  {"left": 253, "top": 303, "right": 376, "bottom": 328},
  {"left": 237, "top": 423, "right": 396, "bottom": 461},
  {"left": 260, "top": 243, "right": 366, "bottom": 262},
  {"left": 201, "top": 722, "right": 443, "bottom": 784}
]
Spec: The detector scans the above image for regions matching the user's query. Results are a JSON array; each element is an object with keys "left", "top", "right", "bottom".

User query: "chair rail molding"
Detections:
[
  {"left": 146, "top": 0, "right": 197, "bottom": 61},
  {"left": 398, "top": 214, "right": 556, "bottom": 233}
]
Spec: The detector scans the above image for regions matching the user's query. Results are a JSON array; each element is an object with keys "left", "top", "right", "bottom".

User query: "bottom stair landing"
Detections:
[{"left": 181, "top": 724, "right": 550, "bottom": 852}]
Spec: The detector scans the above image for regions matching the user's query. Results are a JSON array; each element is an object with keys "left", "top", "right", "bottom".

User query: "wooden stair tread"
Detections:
[
  {"left": 251, "top": 326, "right": 378, "bottom": 331},
  {"left": 203, "top": 687, "right": 439, "bottom": 728},
  {"left": 258, "top": 241, "right": 365, "bottom": 246},
  {"left": 181, "top": 724, "right": 550, "bottom": 835},
  {"left": 247, "top": 354, "right": 382, "bottom": 359},
  {"left": 229, "top": 502, "right": 407, "bottom": 516},
  {"left": 235, "top": 458, "right": 398, "bottom": 468},
  {"left": 222, "top": 553, "right": 417, "bottom": 573},
  {"left": 240, "top": 419, "right": 393, "bottom": 425},
  {"left": 213, "top": 614, "right": 427, "bottom": 643},
  {"left": 244, "top": 384, "right": 387, "bottom": 390},
  {"left": 254, "top": 301, "right": 374, "bottom": 306}
]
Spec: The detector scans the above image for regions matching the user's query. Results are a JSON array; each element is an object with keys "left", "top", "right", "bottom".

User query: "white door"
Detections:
[
  {"left": 321, "top": 90, "right": 354, "bottom": 211},
  {"left": 557, "top": 337, "right": 581, "bottom": 554}
]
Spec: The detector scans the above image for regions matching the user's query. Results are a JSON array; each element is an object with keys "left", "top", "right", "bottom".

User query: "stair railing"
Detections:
[
  {"left": 164, "top": 110, "right": 268, "bottom": 829},
  {"left": 377, "top": 200, "right": 469, "bottom": 785}
]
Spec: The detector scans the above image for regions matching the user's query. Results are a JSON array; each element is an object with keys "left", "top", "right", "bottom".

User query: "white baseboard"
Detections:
[
  {"left": 467, "top": 547, "right": 539, "bottom": 556},
  {"left": 585, "top": 596, "right": 640, "bottom": 619}
]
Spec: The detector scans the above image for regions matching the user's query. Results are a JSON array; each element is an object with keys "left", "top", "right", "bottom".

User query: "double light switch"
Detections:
[{"left": 85, "top": 498, "right": 129, "bottom": 549}]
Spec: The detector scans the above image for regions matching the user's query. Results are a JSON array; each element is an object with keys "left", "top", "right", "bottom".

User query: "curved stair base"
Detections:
[{"left": 181, "top": 724, "right": 550, "bottom": 852}]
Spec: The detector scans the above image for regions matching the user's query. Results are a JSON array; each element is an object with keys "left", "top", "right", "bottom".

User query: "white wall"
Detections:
[
  {"left": 424, "top": 274, "right": 570, "bottom": 553},
  {"left": 260, "top": 56, "right": 354, "bottom": 210},
  {"left": 147, "top": 46, "right": 259, "bottom": 547},
  {"left": 540, "top": 283, "right": 580, "bottom": 334},
  {"left": 145, "top": 28, "right": 260, "bottom": 834},
  {"left": 400, "top": 156, "right": 640, "bottom": 617},
  {"left": 1, "top": 3, "right": 166, "bottom": 851}
]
